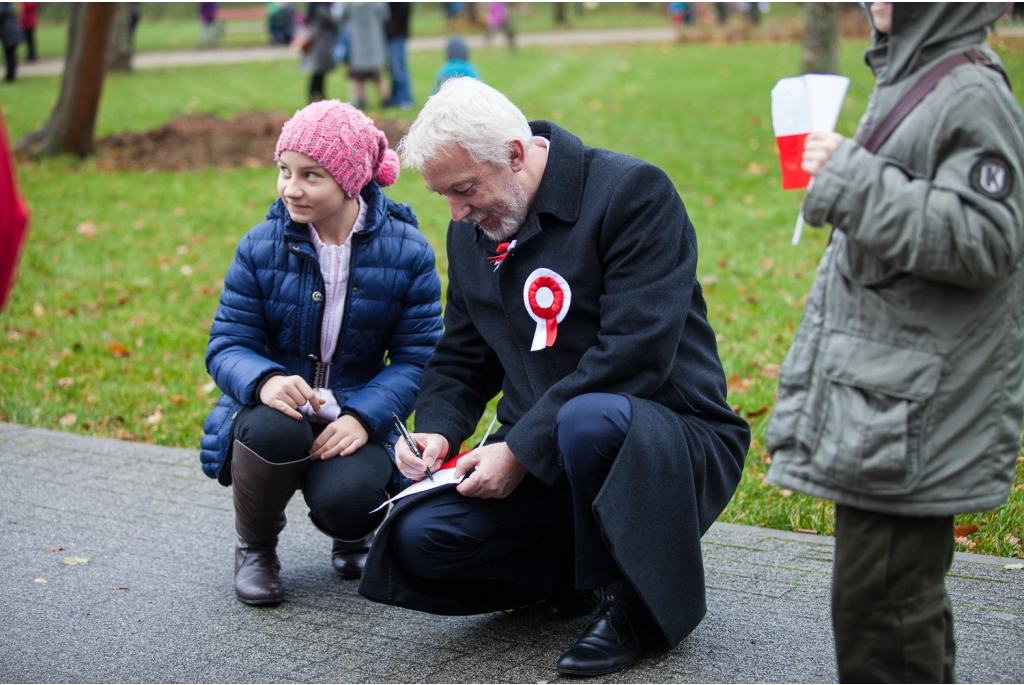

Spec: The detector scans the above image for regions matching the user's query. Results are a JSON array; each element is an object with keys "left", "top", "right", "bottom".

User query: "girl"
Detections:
[{"left": 200, "top": 100, "right": 443, "bottom": 606}]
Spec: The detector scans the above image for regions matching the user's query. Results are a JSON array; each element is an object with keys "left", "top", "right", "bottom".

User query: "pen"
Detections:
[{"left": 393, "top": 412, "right": 434, "bottom": 482}]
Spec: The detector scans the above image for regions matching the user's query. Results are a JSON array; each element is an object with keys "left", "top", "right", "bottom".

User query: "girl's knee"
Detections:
[{"left": 234, "top": 404, "right": 313, "bottom": 463}]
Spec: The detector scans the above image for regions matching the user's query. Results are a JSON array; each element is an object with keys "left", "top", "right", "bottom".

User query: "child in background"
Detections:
[
  {"left": 200, "top": 100, "right": 443, "bottom": 606},
  {"left": 433, "top": 36, "right": 480, "bottom": 94}
]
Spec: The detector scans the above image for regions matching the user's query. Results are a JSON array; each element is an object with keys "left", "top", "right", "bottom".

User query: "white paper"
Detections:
[
  {"left": 369, "top": 467, "right": 465, "bottom": 513},
  {"left": 771, "top": 73, "right": 850, "bottom": 137}
]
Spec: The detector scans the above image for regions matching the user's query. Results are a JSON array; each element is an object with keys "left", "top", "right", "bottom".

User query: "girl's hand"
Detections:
[
  {"left": 801, "top": 131, "right": 845, "bottom": 177},
  {"left": 259, "top": 375, "right": 322, "bottom": 419},
  {"left": 311, "top": 414, "right": 369, "bottom": 460}
]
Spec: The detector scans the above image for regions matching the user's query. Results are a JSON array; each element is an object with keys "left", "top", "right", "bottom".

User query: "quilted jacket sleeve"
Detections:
[
  {"left": 341, "top": 229, "right": 444, "bottom": 441},
  {"left": 205, "top": 230, "right": 287, "bottom": 406}
]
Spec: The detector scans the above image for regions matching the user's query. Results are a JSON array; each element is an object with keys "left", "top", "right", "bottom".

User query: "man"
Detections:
[
  {"left": 384, "top": 2, "right": 413, "bottom": 108},
  {"left": 357, "top": 78, "right": 749, "bottom": 676},
  {"left": 766, "top": 3, "right": 1024, "bottom": 682}
]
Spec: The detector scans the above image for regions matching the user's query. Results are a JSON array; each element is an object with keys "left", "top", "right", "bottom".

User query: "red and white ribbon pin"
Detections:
[{"left": 523, "top": 268, "right": 571, "bottom": 351}]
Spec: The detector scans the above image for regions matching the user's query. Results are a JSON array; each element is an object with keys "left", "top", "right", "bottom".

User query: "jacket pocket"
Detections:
[{"left": 810, "top": 332, "right": 941, "bottom": 495}]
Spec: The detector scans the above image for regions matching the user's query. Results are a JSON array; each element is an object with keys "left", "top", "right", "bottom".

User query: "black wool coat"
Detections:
[{"left": 359, "top": 121, "right": 750, "bottom": 647}]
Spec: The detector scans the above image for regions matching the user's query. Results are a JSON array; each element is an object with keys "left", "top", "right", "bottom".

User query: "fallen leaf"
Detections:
[
  {"left": 717, "top": 257, "right": 728, "bottom": 268},
  {"left": 106, "top": 341, "right": 130, "bottom": 358},
  {"left": 76, "top": 220, "right": 98, "bottom": 238},
  {"left": 56, "top": 377, "right": 74, "bottom": 388},
  {"left": 796, "top": 528, "right": 818, "bottom": 535},
  {"left": 170, "top": 394, "right": 186, "bottom": 405},
  {"left": 58, "top": 413, "right": 77, "bottom": 427},
  {"left": 703, "top": 196, "right": 716, "bottom": 208},
  {"left": 743, "top": 195, "right": 755, "bottom": 206},
  {"left": 32, "top": 302, "right": 45, "bottom": 317},
  {"left": 954, "top": 523, "right": 979, "bottom": 539},
  {"left": 701, "top": 274, "right": 718, "bottom": 285},
  {"left": 1004, "top": 563, "right": 1023, "bottom": 570},
  {"left": 33, "top": 578, "right": 48, "bottom": 584},
  {"left": 744, "top": 406, "right": 770, "bottom": 419},
  {"left": 46, "top": 546, "right": 64, "bottom": 552},
  {"left": 180, "top": 265, "right": 194, "bottom": 276},
  {"left": 132, "top": 219, "right": 144, "bottom": 230},
  {"left": 172, "top": 206, "right": 186, "bottom": 217},
  {"left": 1004, "top": 534, "right": 1020, "bottom": 546},
  {"left": 201, "top": 381, "right": 217, "bottom": 395},
  {"left": 144, "top": 408, "right": 163, "bottom": 425},
  {"left": 114, "top": 586, "right": 129, "bottom": 591},
  {"left": 727, "top": 374, "right": 753, "bottom": 394},
  {"left": 742, "top": 294, "right": 759, "bottom": 304},
  {"left": 759, "top": 363, "right": 781, "bottom": 379},
  {"left": 175, "top": 245, "right": 189, "bottom": 255},
  {"left": 788, "top": 294, "right": 808, "bottom": 309},
  {"left": 761, "top": 258, "right": 775, "bottom": 269},
  {"left": 61, "top": 556, "right": 90, "bottom": 566},
  {"left": 746, "top": 162, "right": 767, "bottom": 175},
  {"left": 780, "top": 489, "right": 793, "bottom": 498}
]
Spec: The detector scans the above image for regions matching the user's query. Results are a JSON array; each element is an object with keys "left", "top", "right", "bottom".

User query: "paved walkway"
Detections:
[
  {"left": 1, "top": 421, "right": 1021, "bottom": 683},
  {"left": 18, "top": 27, "right": 679, "bottom": 79}
]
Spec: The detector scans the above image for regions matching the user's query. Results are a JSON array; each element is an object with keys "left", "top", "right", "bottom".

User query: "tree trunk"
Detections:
[
  {"left": 554, "top": 3, "right": 567, "bottom": 25},
  {"left": 15, "top": 3, "right": 117, "bottom": 158},
  {"left": 108, "top": 2, "right": 133, "bottom": 73},
  {"left": 802, "top": 2, "right": 839, "bottom": 74}
]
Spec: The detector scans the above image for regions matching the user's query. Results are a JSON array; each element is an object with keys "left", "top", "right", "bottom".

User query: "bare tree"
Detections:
[
  {"left": 16, "top": 3, "right": 117, "bottom": 157},
  {"left": 108, "top": 2, "right": 133, "bottom": 73},
  {"left": 802, "top": 2, "right": 839, "bottom": 74}
]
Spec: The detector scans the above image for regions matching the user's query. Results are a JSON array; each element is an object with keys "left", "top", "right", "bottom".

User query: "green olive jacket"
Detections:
[{"left": 766, "top": 3, "right": 1024, "bottom": 516}]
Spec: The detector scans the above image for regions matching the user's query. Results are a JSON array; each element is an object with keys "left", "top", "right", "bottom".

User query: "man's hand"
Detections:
[
  {"left": 395, "top": 431, "right": 449, "bottom": 481},
  {"left": 454, "top": 442, "right": 527, "bottom": 499},
  {"left": 802, "top": 131, "right": 845, "bottom": 177},
  {"left": 311, "top": 414, "right": 368, "bottom": 460},
  {"left": 259, "top": 375, "right": 322, "bottom": 419}
]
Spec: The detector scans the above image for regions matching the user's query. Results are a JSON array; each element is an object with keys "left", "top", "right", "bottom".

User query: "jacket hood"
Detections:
[{"left": 866, "top": 2, "right": 1008, "bottom": 84}]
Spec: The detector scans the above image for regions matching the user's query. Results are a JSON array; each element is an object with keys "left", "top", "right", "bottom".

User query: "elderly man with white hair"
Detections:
[{"left": 357, "top": 78, "right": 750, "bottom": 676}]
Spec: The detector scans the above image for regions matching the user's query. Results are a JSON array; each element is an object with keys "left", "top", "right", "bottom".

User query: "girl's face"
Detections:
[{"left": 276, "top": 150, "right": 348, "bottom": 226}]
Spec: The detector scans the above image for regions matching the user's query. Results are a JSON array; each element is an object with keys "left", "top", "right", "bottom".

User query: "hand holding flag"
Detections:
[{"left": 771, "top": 73, "right": 850, "bottom": 245}]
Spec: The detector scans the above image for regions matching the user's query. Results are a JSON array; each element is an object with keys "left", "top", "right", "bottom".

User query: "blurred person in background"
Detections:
[
  {"left": 0, "top": 2, "right": 22, "bottom": 81},
  {"left": 18, "top": 2, "right": 35, "bottom": 62},
  {"left": 432, "top": 36, "right": 480, "bottom": 94},
  {"left": 339, "top": 2, "right": 389, "bottom": 110},
  {"left": 485, "top": 1, "right": 514, "bottom": 50},
  {"left": 384, "top": 2, "right": 413, "bottom": 108},
  {"left": 268, "top": 1, "right": 296, "bottom": 45},
  {"left": 198, "top": 2, "right": 220, "bottom": 48},
  {"left": 301, "top": 2, "right": 338, "bottom": 102}
]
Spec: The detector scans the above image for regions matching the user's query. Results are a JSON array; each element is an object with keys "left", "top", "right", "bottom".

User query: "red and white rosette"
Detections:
[{"left": 523, "top": 268, "right": 571, "bottom": 351}]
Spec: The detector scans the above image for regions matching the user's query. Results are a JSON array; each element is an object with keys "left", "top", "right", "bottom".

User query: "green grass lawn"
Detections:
[{"left": 2, "top": 38, "right": 1022, "bottom": 558}]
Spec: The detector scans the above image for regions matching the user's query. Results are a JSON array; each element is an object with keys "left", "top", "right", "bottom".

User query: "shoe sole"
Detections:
[
  {"left": 556, "top": 662, "right": 637, "bottom": 677},
  {"left": 236, "top": 595, "right": 284, "bottom": 606}
]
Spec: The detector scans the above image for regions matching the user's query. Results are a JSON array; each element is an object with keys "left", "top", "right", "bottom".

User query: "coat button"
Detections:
[
  {"left": 308, "top": 354, "right": 317, "bottom": 360},
  {"left": 312, "top": 291, "right": 323, "bottom": 302},
  {"left": 290, "top": 244, "right": 300, "bottom": 251}
]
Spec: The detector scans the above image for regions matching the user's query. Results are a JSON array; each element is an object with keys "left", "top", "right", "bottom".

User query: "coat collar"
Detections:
[{"left": 279, "top": 181, "right": 387, "bottom": 243}]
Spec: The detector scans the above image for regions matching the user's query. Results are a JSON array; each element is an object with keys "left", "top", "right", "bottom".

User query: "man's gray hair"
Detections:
[{"left": 398, "top": 77, "right": 533, "bottom": 171}]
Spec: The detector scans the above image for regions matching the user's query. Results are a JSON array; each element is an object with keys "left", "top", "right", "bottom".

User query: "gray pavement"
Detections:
[
  {"left": 1, "top": 421, "right": 1021, "bottom": 683},
  {"left": 18, "top": 27, "right": 679, "bottom": 79}
]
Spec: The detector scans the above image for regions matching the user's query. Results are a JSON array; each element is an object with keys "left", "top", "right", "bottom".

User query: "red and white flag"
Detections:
[{"left": 771, "top": 73, "right": 849, "bottom": 242}]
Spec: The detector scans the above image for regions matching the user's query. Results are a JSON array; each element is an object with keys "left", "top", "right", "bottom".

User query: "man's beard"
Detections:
[{"left": 467, "top": 173, "right": 529, "bottom": 242}]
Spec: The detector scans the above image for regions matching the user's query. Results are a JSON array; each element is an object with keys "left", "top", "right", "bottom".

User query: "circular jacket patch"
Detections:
[{"left": 971, "top": 156, "right": 1013, "bottom": 200}]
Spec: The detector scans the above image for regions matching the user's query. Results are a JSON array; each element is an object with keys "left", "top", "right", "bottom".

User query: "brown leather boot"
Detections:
[
  {"left": 331, "top": 532, "right": 374, "bottom": 579},
  {"left": 231, "top": 440, "right": 309, "bottom": 606}
]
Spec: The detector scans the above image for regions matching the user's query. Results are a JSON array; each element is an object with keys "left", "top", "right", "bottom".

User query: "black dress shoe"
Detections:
[
  {"left": 539, "top": 588, "right": 604, "bottom": 620},
  {"left": 331, "top": 533, "right": 373, "bottom": 579},
  {"left": 556, "top": 582, "right": 657, "bottom": 676}
]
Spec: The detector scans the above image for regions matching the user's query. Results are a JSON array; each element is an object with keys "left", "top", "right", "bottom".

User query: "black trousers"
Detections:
[
  {"left": 233, "top": 404, "right": 392, "bottom": 541},
  {"left": 3, "top": 45, "right": 15, "bottom": 82},
  {"left": 832, "top": 504, "right": 956, "bottom": 683},
  {"left": 23, "top": 28, "right": 35, "bottom": 61},
  {"left": 390, "top": 393, "right": 632, "bottom": 601}
]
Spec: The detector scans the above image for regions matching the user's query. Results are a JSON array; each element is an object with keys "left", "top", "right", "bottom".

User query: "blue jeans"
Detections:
[{"left": 387, "top": 36, "right": 413, "bottom": 106}]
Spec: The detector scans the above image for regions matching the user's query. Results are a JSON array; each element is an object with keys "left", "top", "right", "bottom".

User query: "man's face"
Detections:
[{"left": 420, "top": 145, "right": 529, "bottom": 242}]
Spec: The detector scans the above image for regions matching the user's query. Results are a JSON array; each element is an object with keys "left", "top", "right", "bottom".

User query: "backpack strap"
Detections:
[{"left": 860, "top": 48, "right": 1011, "bottom": 154}]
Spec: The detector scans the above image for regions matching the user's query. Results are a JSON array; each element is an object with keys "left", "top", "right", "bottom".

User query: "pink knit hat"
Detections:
[{"left": 275, "top": 100, "right": 400, "bottom": 198}]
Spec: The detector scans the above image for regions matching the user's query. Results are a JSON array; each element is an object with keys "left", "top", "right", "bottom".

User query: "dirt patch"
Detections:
[{"left": 95, "top": 111, "right": 411, "bottom": 173}]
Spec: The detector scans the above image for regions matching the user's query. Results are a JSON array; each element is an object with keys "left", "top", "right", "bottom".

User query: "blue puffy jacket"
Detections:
[{"left": 200, "top": 182, "right": 444, "bottom": 483}]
